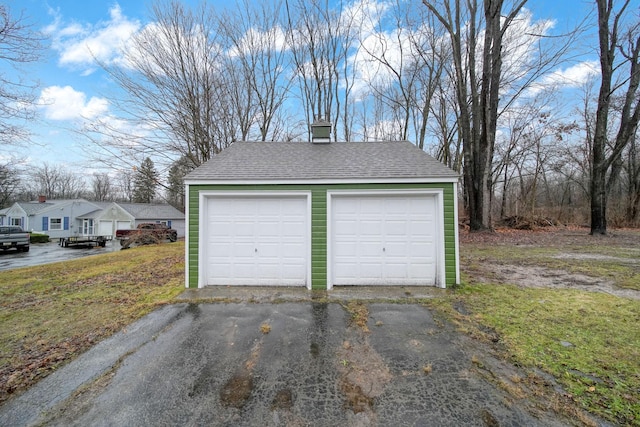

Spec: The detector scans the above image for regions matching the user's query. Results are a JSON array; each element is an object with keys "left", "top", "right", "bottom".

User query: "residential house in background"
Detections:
[{"left": 0, "top": 197, "right": 185, "bottom": 240}]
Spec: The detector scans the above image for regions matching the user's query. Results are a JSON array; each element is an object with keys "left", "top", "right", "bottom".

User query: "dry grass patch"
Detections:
[
  {"left": 343, "top": 301, "right": 370, "bottom": 332},
  {"left": 0, "top": 242, "right": 184, "bottom": 403}
]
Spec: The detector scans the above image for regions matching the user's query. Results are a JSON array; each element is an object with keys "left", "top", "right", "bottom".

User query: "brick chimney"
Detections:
[{"left": 38, "top": 195, "right": 46, "bottom": 203}]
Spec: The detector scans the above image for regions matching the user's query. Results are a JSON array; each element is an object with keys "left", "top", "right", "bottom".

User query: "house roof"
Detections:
[
  {"left": 5, "top": 199, "right": 184, "bottom": 221},
  {"left": 117, "top": 202, "right": 184, "bottom": 220},
  {"left": 76, "top": 209, "right": 104, "bottom": 219},
  {"left": 184, "top": 141, "right": 459, "bottom": 183},
  {"left": 14, "top": 199, "right": 102, "bottom": 216},
  {"left": 16, "top": 201, "right": 59, "bottom": 215}
]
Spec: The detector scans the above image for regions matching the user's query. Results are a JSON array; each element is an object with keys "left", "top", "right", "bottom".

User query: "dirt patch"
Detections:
[
  {"left": 220, "top": 340, "right": 263, "bottom": 409},
  {"left": 220, "top": 372, "right": 254, "bottom": 409},
  {"left": 335, "top": 304, "right": 392, "bottom": 423},
  {"left": 337, "top": 338, "right": 392, "bottom": 406},
  {"left": 479, "top": 263, "right": 640, "bottom": 300},
  {"left": 461, "top": 227, "right": 640, "bottom": 300},
  {"left": 271, "top": 388, "right": 294, "bottom": 410}
]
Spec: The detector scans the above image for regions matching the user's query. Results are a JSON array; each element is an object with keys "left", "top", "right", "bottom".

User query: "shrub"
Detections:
[{"left": 30, "top": 233, "right": 50, "bottom": 243}]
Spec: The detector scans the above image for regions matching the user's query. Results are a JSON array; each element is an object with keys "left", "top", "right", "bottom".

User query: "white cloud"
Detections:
[
  {"left": 227, "top": 26, "right": 289, "bottom": 58},
  {"left": 341, "top": 0, "right": 392, "bottom": 38},
  {"left": 46, "top": 4, "right": 141, "bottom": 74},
  {"left": 38, "top": 86, "right": 109, "bottom": 121},
  {"left": 543, "top": 61, "right": 600, "bottom": 88}
]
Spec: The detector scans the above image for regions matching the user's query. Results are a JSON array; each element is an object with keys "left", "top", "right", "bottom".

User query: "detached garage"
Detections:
[{"left": 185, "top": 131, "right": 459, "bottom": 290}]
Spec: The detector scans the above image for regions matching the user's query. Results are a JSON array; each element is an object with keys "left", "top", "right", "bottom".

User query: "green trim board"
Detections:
[{"left": 187, "top": 183, "right": 459, "bottom": 289}]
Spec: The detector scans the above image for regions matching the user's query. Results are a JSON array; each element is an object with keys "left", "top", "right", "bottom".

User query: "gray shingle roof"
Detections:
[
  {"left": 16, "top": 202, "right": 58, "bottom": 215},
  {"left": 185, "top": 141, "right": 459, "bottom": 182},
  {"left": 117, "top": 202, "right": 185, "bottom": 220}
]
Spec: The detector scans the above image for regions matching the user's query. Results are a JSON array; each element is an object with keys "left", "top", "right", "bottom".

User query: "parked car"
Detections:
[
  {"left": 0, "top": 225, "right": 30, "bottom": 252},
  {"left": 115, "top": 223, "right": 178, "bottom": 248}
]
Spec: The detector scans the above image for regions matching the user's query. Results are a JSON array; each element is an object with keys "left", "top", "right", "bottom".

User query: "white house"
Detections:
[{"left": 0, "top": 198, "right": 185, "bottom": 239}]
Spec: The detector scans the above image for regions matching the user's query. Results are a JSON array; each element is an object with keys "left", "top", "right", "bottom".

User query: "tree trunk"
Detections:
[
  {"left": 590, "top": 163, "right": 607, "bottom": 235},
  {"left": 590, "top": 0, "right": 638, "bottom": 235}
]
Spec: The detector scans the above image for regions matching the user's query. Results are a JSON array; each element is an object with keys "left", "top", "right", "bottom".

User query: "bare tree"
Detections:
[
  {"left": 285, "top": 0, "right": 355, "bottom": 140},
  {"left": 626, "top": 131, "right": 640, "bottom": 224},
  {"left": 0, "top": 5, "right": 46, "bottom": 146},
  {"left": 115, "top": 170, "right": 135, "bottom": 203},
  {"left": 429, "top": 73, "right": 461, "bottom": 170},
  {"left": 423, "top": 0, "right": 529, "bottom": 230},
  {"left": 423, "top": 0, "right": 579, "bottom": 230},
  {"left": 92, "top": 1, "right": 231, "bottom": 169},
  {"left": 217, "top": 0, "right": 292, "bottom": 142},
  {"left": 29, "top": 163, "right": 86, "bottom": 199},
  {"left": 358, "top": 1, "right": 446, "bottom": 147},
  {"left": 590, "top": 0, "right": 639, "bottom": 234},
  {"left": 91, "top": 173, "right": 112, "bottom": 201},
  {"left": 0, "top": 162, "right": 21, "bottom": 207}
]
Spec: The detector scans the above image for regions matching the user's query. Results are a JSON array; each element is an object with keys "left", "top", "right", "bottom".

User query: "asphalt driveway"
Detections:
[
  {"left": 0, "top": 241, "right": 120, "bottom": 271},
  {"left": 0, "top": 297, "right": 580, "bottom": 426}
]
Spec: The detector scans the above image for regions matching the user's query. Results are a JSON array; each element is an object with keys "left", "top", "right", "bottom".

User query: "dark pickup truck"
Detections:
[
  {"left": 0, "top": 225, "right": 30, "bottom": 252},
  {"left": 115, "top": 223, "right": 178, "bottom": 248}
]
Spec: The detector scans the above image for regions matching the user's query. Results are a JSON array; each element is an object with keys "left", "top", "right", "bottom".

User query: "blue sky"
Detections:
[{"left": 6, "top": 0, "right": 600, "bottom": 175}]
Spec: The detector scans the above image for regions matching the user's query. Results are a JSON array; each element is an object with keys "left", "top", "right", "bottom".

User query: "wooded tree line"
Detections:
[
  {"left": 1, "top": 0, "right": 639, "bottom": 233},
  {"left": 0, "top": 158, "right": 183, "bottom": 208}
]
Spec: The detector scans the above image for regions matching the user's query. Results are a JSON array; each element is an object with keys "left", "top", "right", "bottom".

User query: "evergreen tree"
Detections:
[
  {"left": 132, "top": 157, "right": 158, "bottom": 203},
  {"left": 166, "top": 156, "right": 195, "bottom": 211}
]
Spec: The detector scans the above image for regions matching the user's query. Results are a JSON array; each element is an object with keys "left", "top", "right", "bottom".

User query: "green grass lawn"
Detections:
[
  {"left": 428, "top": 285, "right": 640, "bottom": 425},
  {"left": 0, "top": 243, "right": 184, "bottom": 403},
  {"left": 430, "top": 232, "right": 640, "bottom": 425}
]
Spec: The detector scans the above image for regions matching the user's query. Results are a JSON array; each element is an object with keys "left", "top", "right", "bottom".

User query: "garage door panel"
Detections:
[
  {"left": 205, "top": 196, "right": 308, "bottom": 286},
  {"left": 360, "top": 220, "right": 382, "bottom": 236},
  {"left": 332, "top": 194, "right": 439, "bottom": 286},
  {"left": 235, "top": 223, "right": 255, "bottom": 236},
  {"left": 283, "top": 223, "right": 306, "bottom": 236},
  {"left": 282, "top": 244, "right": 304, "bottom": 257},
  {"left": 232, "top": 243, "right": 254, "bottom": 257},
  {"left": 359, "top": 262, "right": 382, "bottom": 277},
  {"left": 385, "top": 221, "right": 407, "bottom": 236},
  {"left": 385, "top": 263, "right": 409, "bottom": 279},
  {"left": 282, "top": 264, "right": 306, "bottom": 278},
  {"left": 209, "top": 219, "right": 234, "bottom": 234},
  {"left": 98, "top": 221, "right": 112, "bottom": 236},
  {"left": 359, "top": 242, "right": 382, "bottom": 256},
  {"left": 334, "top": 243, "right": 357, "bottom": 257}
]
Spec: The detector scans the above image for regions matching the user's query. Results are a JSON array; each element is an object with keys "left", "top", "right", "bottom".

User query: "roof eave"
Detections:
[{"left": 184, "top": 177, "right": 460, "bottom": 186}]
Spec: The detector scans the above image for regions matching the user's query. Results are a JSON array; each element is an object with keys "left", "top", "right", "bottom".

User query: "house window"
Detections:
[
  {"left": 82, "top": 219, "right": 94, "bottom": 235},
  {"left": 11, "top": 218, "right": 22, "bottom": 227},
  {"left": 50, "top": 218, "right": 62, "bottom": 230}
]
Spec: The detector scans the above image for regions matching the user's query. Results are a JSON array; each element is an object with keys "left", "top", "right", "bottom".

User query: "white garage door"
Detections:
[
  {"left": 331, "top": 194, "right": 439, "bottom": 286},
  {"left": 98, "top": 220, "right": 112, "bottom": 236},
  {"left": 205, "top": 195, "right": 308, "bottom": 286},
  {"left": 116, "top": 221, "right": 132, "bottom": 231}
]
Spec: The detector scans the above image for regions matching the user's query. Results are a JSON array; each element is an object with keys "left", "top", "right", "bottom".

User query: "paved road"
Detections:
[
  {"left": 0, "top": 240, "right": 120, "bottom": 271},
  {"left": 0, "top": 301, "right": 581, "bottom": 427}
]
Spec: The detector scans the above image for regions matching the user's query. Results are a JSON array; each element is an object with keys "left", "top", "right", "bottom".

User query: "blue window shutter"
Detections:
[
  {"left": 64, "top": 217, "right": 70, "bottom": 230},
  {"left": 168, "top": 220, "right": 172, "bottom": 228},
  {"left": 43, "top": 217, "right": 49, "bottom": 231}
]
